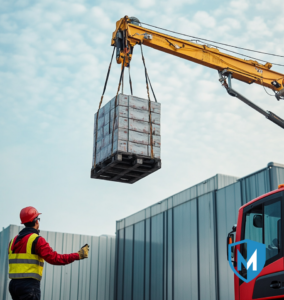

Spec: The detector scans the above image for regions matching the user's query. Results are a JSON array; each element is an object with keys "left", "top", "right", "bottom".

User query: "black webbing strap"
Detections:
[
  {"left": 147, "top": 74, "right": 157, "bottom": 103},
  {"left": 93, "top": 46, "right": 116, "bottom": 168},
  {"left": 111, "top": 55, "right": 126, "bottom": 154},
  {"left": 140, "top": 44, "right": 154, "bottom": 159}
]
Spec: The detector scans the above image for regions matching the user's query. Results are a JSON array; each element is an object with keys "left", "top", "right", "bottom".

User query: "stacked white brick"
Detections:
[{"left": 92, "top": 94, "right": 161, "bottom": 166}]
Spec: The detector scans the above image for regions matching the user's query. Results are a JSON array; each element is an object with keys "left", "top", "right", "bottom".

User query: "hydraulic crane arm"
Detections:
[{"left": 111, "top": 16, "right": 284, "bottom": 129}]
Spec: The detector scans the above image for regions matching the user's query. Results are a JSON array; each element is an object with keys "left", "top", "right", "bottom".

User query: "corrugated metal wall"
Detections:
[
  {"left": 0, "top": 225, "right": 115, "bottom": 300},
  {"left": 114, "top": 162, "right": 284, "bottom": 300}
]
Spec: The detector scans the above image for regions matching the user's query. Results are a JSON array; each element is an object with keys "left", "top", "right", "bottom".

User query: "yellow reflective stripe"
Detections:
[
  {"left": 9, "top": 253, "right": 41, "bottom": 260},
  {"left": 9, "top": 259, "right": 44, "bottom": 267},
  {"left": 9, "top": 238, "right": 15, "bottom": 254},
  {"left": 9, "top": 273, "right": 41, "bottom": 281},
  {"left": 26, "top": 233, "right": 38, "bottom": 254},
  {"left": 9, "top": 263, "right": 43, "bottom": 276}
]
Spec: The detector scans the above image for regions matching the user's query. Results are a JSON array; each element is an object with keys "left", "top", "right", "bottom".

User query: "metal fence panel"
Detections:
[
  {"left": 216, "top": 182, "right": 242, "bottom": 300},
  {"left": 151, "top": 213, "right": 164, "bottom": 300},
  {"left": 173, "top": 200, "right": 198, "bottom": 300},
  {"left": 0, "top": 225, "right": 115, "bottom": 300},
  {"left": 109, "top": 236, "right": 116, "bottom": 300},
  {"left": 198, "top": 193, "right": 217, "bottom": 300},
  {"left": 133, "top": 221, "right": 145, "bottom": 300},
  {"left": 123, "top": 226, "right": 134, "bottom": 300},
  {"left": 270, "top": 164, "right": 284, "bottom": 190},
  {"left": 97, "top": 236, "right": 108, "bottom": 300},
  {"left": 89, "top": 236, "right": 99, "bottom": 300},
  {"left": 167, "top": 209, "right": 173, "bottom": 300},
  {"left": 241, "top": 169, "right": 270, "bottom": 204},
  {"left": 60, "top": 233, "right": 73, "bottom": 300},
  {"left": 145, "top": 218, "right": 150, "bottom": 300},
  {"left": 117, "top": 229, "right": 124, "bottom": 300}
]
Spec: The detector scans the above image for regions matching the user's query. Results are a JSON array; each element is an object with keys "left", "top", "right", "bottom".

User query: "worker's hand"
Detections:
[{"left": 78, "top": 244, "right": 89, "bottom": 260}]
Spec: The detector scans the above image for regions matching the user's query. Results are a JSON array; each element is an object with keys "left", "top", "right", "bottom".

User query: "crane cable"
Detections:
[
  {"left": 93, "top": 46, "right": 116, "bottom": 168},
  {"left": 140, "top": 22, "right": 284, "bottom": 67}
]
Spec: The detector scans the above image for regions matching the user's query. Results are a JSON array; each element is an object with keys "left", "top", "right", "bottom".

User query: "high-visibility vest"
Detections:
[{"left": 9, "top": 233, "right": 44, "bottom": 281}]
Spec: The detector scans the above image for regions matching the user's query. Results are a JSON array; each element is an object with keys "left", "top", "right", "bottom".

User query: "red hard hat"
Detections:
[{"left": 20, "top": 206, "right": 41, "bottom": 224}]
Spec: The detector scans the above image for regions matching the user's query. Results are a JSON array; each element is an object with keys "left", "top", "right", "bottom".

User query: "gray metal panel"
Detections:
[
  {"left": 97, "top": 236, "right": 108, "bottom": 300},
  {"left": 197, "top": 176, "right": 216, "bottom": 196},
  {"left": 0, "top": 225, "right": 115, "bottom": 300},
  {"left": 217, "top": 174, "right": 240, "bottom": 189},
  {"left": 53, "top": 232, "right": 64, "bottom": 299},
  {"left": 70, "top": 233, "right": 81, "bottom": 300},
  {"left": 151, "top": 213, "right": 164, "bottom": 300},
  {"left": 172, "top": 186, "right": 197, "bottom": 207},
  {"left": 167, "top": 209, "right": 173, "bottom": 300},
  {"left": 109, "top": 236, "right": 116, "bottom": 300},
  {"left": 173, "top": 200, "right": 198, "bottom": 300},
  {"left": 216, "top": 182, "right": 242, "bottom": 300},
  {"left": 145, "top": 218, "right": 150, "bottom": 300},
  {"left": 123, "top": 226, "right": 134, "bottom": 300},
  {"left": 89, "top": 236, "right": 99, "bottom": 300},
  {"left": 133, "top": 221, "right": 145, "bottom": 300},
  {"left": 270, "top": 166, "right": 284, "bottom": 190},
  {"left": 116, "top": 174, "right": 239, "bottom": 231},
  {"left": 198, "top": 193, "right": 217, "bottom": 300},
  {"left": 0, "top": 226, "right": 11, "bottom": 300},
  {"left": 241, "top": 168, "right": 270, "bottom": 204},
  {"left": 117, "top": 229, "right": 124, "bottom": 300}
]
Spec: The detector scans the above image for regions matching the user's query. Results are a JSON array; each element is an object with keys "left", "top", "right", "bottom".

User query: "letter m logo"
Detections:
[
  {"left": 228, "top": 239, "right": 266, "bottom": 283},
  {"left": 237, "top": 249, "right": 257, "bottom": 271}
]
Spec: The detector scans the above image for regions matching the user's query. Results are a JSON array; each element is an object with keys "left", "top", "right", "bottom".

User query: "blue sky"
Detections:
[{"left": 1, "top": 0, "right": 284, "bottom": 236}]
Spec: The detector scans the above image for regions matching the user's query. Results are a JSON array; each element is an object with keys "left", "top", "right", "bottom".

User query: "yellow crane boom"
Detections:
[{"left": 111, "top": 16, "right": 284, "bottom": 129}]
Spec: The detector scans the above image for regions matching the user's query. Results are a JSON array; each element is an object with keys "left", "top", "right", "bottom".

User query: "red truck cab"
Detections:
[{"left": 230, "top": 185, "right": 284, "bottom": 300}]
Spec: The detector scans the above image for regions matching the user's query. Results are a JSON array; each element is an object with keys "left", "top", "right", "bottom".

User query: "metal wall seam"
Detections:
[
  {"left": 196, "top": 198, "right": 200, "bottom": 300},
  {"left": 166, "top": 209, "right": 173, "bottom": 300},
  {"left": 114, "top": 231, "right": 119, "bottom": 300},
  {"left": 216, "top": 182, "right": 241, "bottom": 300},
  {"left": 212, "top": 191, "right": 219, "bottom": 300},
  {"left": 171, "top": 209, "right": 174, "bottom": 300},
  {"left": 198, "top": 193, "right": 217, "bottom": 300}
]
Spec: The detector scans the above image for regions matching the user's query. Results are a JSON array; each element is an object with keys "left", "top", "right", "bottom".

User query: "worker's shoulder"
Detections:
[{"left": 36, "top": 235, "right": 48, "bottom": 245}]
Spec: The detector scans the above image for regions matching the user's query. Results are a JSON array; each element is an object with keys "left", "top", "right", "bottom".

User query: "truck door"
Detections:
[{"left": 239, "top": 191, "right": 284, "bottom": 299}]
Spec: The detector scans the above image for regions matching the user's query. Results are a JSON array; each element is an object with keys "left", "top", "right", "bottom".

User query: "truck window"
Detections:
[
  {"left": 264, "top": 200, "right": 281, "bottom": 261},
  {"left": 243, "top": 198, "right": 282, "bottom": 264},
  {"left": 243, "top": 205, "right": 263, "bottom": 260}
]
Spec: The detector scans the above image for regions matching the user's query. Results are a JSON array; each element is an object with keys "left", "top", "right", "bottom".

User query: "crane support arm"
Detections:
[{"left": 112, "top": 16, "right": 284, "bottom": 95}]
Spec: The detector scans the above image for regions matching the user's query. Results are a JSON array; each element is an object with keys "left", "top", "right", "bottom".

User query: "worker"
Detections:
[{"left": 8, "top": 206, "right": 89, "bottom": 300}]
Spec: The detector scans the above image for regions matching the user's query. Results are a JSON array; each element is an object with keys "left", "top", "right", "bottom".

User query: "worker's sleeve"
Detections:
[{"left": 35, "top": 236, "right": 80, "bottom": 265}]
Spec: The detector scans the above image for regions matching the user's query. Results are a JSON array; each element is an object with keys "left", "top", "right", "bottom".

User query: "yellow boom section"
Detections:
[{"left": 112, "top": 16, "right": 284, "bottom": 92}]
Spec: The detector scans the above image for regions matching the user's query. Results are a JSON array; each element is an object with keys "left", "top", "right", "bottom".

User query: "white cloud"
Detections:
[{"left": 193, "top": 11, "right": 216, "bottom": 28}]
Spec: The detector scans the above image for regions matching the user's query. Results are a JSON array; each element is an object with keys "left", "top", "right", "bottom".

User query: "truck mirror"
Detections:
[
  {"left": 227, "top": 233, "right": 235, "bottom": 261},
  {"left": 253, "top": 214, "right": 263, "bottom": 228}
]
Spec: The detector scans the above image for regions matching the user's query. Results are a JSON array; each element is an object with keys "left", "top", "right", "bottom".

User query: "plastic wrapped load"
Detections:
[{"left": 92, "top": 94, "right": 161, "bottom": 165}]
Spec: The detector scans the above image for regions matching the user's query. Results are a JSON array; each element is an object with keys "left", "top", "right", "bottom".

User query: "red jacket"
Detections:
[{"left": 9, "top": 228, "right": 79, "bottom": 265}]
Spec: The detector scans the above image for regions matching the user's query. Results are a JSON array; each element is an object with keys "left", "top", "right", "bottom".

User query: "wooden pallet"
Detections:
[{"left": 90, "top": 152, "right": 161, "bottom": 184}]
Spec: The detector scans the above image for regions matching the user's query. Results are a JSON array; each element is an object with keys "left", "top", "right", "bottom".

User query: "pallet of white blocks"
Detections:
[{"left": 90, "top": 94, "right": 161, "bottom": 184}]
